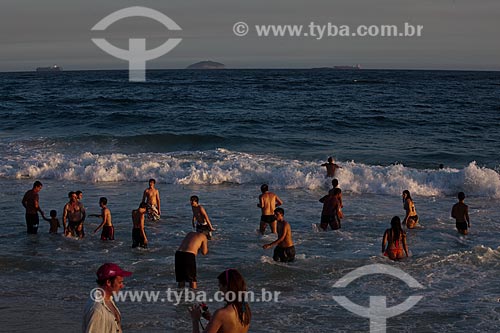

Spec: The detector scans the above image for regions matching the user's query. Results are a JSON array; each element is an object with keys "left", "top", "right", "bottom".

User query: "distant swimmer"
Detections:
[
  {"left": 131, "top": 202, "right": 148, "bottom": 248},
  {"left": 257, "top": 184, "right": 283, "bottom": 234},
  {"left": 262, "top": 208, "right": 295, "bottom": 262},
  {"left": 63, "top": 191, "right": 86, "bottom": 238},
  {"left": 382, "top": 216, "right": 409, "bottom": 260},
  {"left": 319, "top": 188, "right": 343, "bottom": 231},
  {"left": 41, "top": 209, "right": 60, "bottom": 234},
  {"left": 451, "top": 192, "right": 470, "bottom": 235},
  {"left": 142, "top": 178, "right": 161, "bottom": 221},
  {"left": 91, "top": 197, "right": 114, "bottom": 240},
  {"left": 321, "top": 157, "right": 341, "bottom": 178},
  {"left": 402, "top": 190, "right": 419, "bottom": 229},
  {"left": 175, "top": 232, "right": 208, "bottom": 289},
  {"left": 190, "top": 196, "right": 215, "bottom": 240},
  {"left": 21, "top": 181, "right": 44, "bottom": 234}
]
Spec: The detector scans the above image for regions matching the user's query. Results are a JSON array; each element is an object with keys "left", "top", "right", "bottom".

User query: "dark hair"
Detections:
[
  {"left": 333, "top": 188, "right": 342, "bottom": 196},
  {"left": 68, "top": 191, "right": 75, "bottom": 198},
  {"left": 96, "top": 276, "right": 117, "bottom": 287},
  {"left": 217, "top": 269, "right": 251, "bottom": 327},
  {"left": 274, "top": 207, "right": 284, "bottom": 215},
  {"left": 99, "top": 197, "right": 107, "bottom": 205},
  {"left": 260, "top": 184, "right": 268, "bottom": 193},
  {"left": 390, "top": 216, "right": 403, "bottom": 242},
  {"left": 458, "top": 192, "right": 465, "bottom": 200},
  {"left": 332, "top": 179, "right": 339, "bottom": 188},
  {"left": 139, "top": 202, "right": 147, "bottom": 209},
  {"left": 190, "top": 195, "right": 199, "bottom": 203},
  {"left": 328, "top": 157, "right": 333, "bottom": 163},
  {"left": 402, "top": 190, "right": 412, "bottom": 202},
  {"left": 33, "top": 181, "right": 43, "bottom": 188},
  {"left": 149, "top": 178, "right": 156, "bottom": 184},
  {"left": 75, "top": 190, "right": 82, "bottom": 196},
  {"left": 50, "top": 210, "right": 57, "bottom": 217}
]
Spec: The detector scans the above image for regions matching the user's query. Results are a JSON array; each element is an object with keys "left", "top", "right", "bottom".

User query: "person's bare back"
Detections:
[
  {"left": 178, "top": 232, "right": 208, "bottom": 256},
  {"left": 259, "top": 192, "right": 282, "bottom": 215},
  {"left": 206, "top": 305, "right": 249, "bottom": 333},
  {"left": 451, "top": 202, "right": 468, "bottom": 223}
]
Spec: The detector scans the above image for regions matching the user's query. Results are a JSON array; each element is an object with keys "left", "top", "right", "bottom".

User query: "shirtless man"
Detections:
[
  {"left": 451, "top": 192, "right": 470, "bottom": 235},
  {"left": 131, "top": 202, "right": 148, "bottom": 248},
  {"left": 142, "top": 179, "right": 161, "bottom": 221},
  {"left": 92, "top": 197, "right": 114, "bottom": 240},
  {"left": 63, "top": 191, "right": 86, "bottom": 238},
  {"left": 21, "top": 181, "right": 44, "bottom": 234},
  {"left": 258, "top": 184, "right": 283, "bottom": 234},
  {"left": 190, "top": 196, "right": 215, "bottom": 240},
  {"left": 262, "top": 208, "right": 295, "bottom": 262},
  {"left": 321, "top": 157, "right": 341, "bottom": 178},
  {"left": 175, "top": 232, "right": 208, "bottom": 289}
]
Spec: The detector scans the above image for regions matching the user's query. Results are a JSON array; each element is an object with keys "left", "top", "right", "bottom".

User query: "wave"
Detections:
[{"left": 1, "top": 148, "right": 499, "bottom": 198}]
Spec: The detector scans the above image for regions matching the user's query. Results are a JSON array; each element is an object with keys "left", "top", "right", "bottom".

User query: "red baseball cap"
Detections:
[{"left": 96, "top": 263, "right": 132, "bottom": 280}]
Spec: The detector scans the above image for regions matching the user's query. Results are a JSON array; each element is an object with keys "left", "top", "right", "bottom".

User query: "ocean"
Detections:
[{"left": 0, "top": 69, "right": 499, "bottom": 332}]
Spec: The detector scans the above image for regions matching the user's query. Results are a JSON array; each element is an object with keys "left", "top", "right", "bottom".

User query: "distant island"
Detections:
[
  {"left": 36, "top": 65, "right": 62, "bottom": 72},
  {"left": 186, "top": 61, "right": 225, "bottom": 70},
  {"left": 312, "top": 64, "right": 361, "bottom": 70}
]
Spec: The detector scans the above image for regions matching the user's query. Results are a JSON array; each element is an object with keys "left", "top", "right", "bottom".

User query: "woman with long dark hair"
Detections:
[
  {"left": 382, "top": 216, "right": 409, "bottom": 260},
  {"left": 402, "top": 190, "right": 419, "bottom": 228},
  {"left": 190, "top": 268, "right": 251, "bottom": 333}
]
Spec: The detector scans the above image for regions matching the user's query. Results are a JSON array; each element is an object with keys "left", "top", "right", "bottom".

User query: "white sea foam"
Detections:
[{"left": 2, "top": 149, "right": 499, "bottom": 198}]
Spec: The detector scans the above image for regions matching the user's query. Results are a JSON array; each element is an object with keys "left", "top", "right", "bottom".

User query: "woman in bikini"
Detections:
[
  {"left": 189, "top": 269, "right": 251, "bottom": 333},
  {"left": 402, "top": 190, "right": 419, "bottom": 229},
  {"left": 382, "top": 216, "right": 409, "bottom": 260}
]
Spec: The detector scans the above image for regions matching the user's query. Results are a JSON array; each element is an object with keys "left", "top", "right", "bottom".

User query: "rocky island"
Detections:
[{"left": 186, "top": 61, "right": 225, "bottom": 70}]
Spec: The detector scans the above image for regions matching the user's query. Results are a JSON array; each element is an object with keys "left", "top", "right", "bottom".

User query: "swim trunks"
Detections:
[
  {"left": 25, "top": 213, "right": 39, "bottom": 234},
  {"left": 260, "top": 215, "right": 276, "bottom": 224},
  {"left": 273, "top": 245, "right": 296, "bottom": 262},
  {"left": 132, "top": 228, "right": 147, "bottom": 248},
  {"left": 67, "top": 221, "right": 84, "bottom": 238},
  {"left": 196, "top": 223, "right": 212, "bottom": 240},
  {"left": 321, "top": 214, "right": 341, "bottom": 230},
  {"left": 100, "top": 225, "right": 115, "bottom": 240},
  {"left": 456, "top": 221, "right": 468, "bottom": 231},
  {"left": 147, "top": 204, "right": 160, "bottom": 222},
  {"left": 175, "top": 251, "right": 197, "bottom": 283}
]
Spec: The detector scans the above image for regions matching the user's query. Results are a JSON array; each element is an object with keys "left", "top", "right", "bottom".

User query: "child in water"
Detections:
[{"left": 42, "top": 210, "right": 61, "bottom": 234}]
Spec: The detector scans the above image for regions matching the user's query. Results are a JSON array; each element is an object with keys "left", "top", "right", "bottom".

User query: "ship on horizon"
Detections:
[{"left": 36, "top": 65, "right": 62, "bottom": 72}]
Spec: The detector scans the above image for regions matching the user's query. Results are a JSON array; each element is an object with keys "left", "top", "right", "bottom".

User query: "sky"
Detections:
[{"left": 1, "top": 0, "right": 499, "bottom": 71}]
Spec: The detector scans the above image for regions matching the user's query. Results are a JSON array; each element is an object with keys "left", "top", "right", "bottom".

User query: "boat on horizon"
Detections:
[{"left": 36, "top": 65, "right": 62, "bottom": 72}]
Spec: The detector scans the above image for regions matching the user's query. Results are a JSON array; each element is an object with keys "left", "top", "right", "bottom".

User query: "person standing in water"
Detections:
[
  {"left": 21, "top": 181, "right": 44, "bottom": 234},
  {"left": 382, "top": 216, "right": 409, "bottom": 260},
  {"left": 402, "top": 190, "right": 419, "bottom": 229},
  {"left": 257, "top": 184, "right": 283, "bottom": 234},
  {"left": 451, "top": 192, "right": 470, "bottom": 235},
  {"left": 321, "top": 157, "right": 341, "bottom": 178},
  {"left": 142, "top": 178, "right": 161, "bottom": 221}
]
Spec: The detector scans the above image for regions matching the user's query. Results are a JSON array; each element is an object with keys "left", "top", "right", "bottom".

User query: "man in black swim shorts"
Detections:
[{"left": 262, "top": 208, "right": 295, "bottom": 262}]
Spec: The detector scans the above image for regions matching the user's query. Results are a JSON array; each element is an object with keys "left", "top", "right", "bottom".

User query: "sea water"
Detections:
[{"left": 0, "top": 69, "right": 499, "bottom": 332}]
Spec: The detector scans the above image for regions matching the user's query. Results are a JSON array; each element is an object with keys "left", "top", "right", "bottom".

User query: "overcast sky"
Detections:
[{"left": 1, "top": 0, "right": 499, "bottom": 71}]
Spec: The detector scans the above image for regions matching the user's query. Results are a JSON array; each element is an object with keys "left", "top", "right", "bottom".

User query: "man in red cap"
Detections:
[{"left": 83, "top": 263, "right": 132, "bottom": 333}]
